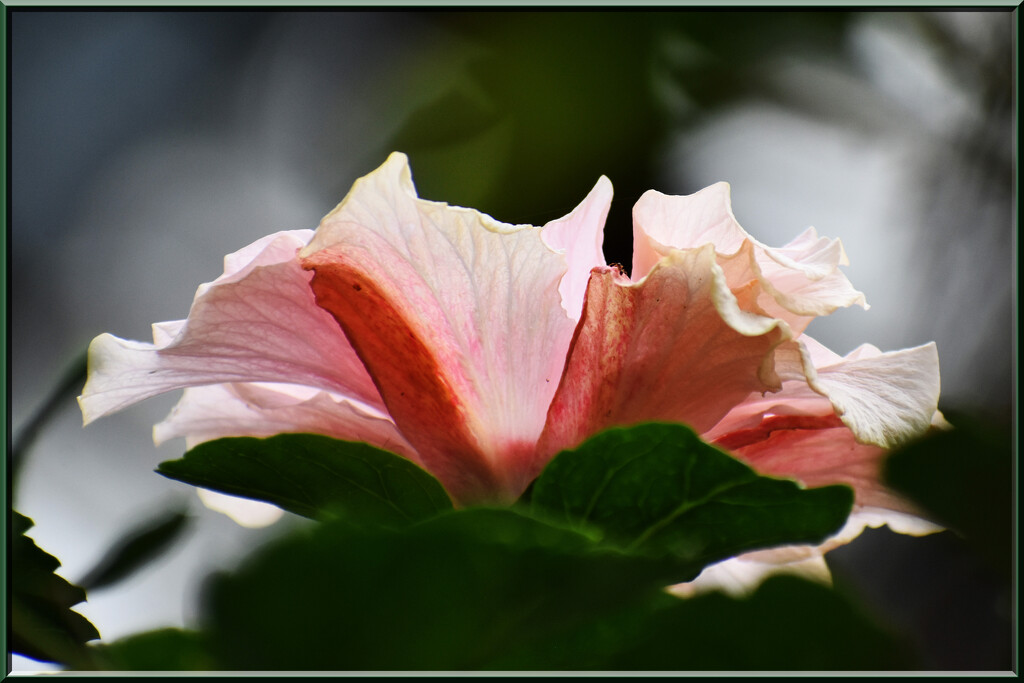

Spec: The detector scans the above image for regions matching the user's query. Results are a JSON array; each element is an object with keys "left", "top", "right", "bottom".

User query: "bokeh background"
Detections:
[{"left": 9, "top": 9, "right": 1015, "bottom": 671}]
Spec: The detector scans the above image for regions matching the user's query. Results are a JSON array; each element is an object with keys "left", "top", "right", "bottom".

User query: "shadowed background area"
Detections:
[{"left": 9, "top": 10, "right": 1014, "bottom": 671}]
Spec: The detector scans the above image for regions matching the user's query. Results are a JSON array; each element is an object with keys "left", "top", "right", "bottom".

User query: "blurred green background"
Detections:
[{"left": 9, "top": 9, "right": 1015, "bottom": 671}]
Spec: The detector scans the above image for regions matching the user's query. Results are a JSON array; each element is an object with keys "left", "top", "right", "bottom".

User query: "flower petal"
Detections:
[
  {"left": 632, "top": 184, "right": 866, "bottom": 334},
  {"left": 632, "top": 183, "right": 749, "bottom": 280},
  {"left": 669, "top": 504, "right": 941, "bottom": 598},
  {"left": 538, "top": 243, "right": 791, "bottom": 457},
  {"left": 300, "top": 153, "right": 580, "bottom": 503},
  {"left": 540, "top": 175, "right": 613, "bottom": 321},
  {"left": 669, "top": 548, "right": 832, "bottom": 598},
  {"left": 153, "top": 383, "right": 418, "bottom": 463},
  {"left": 196, "top": 488, "right": 284, "bottom": 529},
  {"left": 783, "top": 339, "right": 943, "bottom": 449},
  {"left": 708, "top": 334, "right": 942, "bottom": 512},
  {"left": 701, "top": 335, "right": 844, "bottom": 442},
  {"left": 822, "top": 505, "right": 943, "bottom": 549},
  {"left": 79, "top": 231, "right": 383, "bottom": 425},
  {"left": 702, "top": 381, "right": 835, "bottom": 443},
  {"left": 716, "top": 418, "right": 910, "bottom": 512}
]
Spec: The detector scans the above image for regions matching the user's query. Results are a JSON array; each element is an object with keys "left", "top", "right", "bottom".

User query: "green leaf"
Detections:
[
  {"left": 190, "top": 507, "right": 904, "bottom": 671},
  {"left": 883, "top": 413, "right": 1012, "bottom": 579},
  {"left": 200, "top": 508, "right": 675, "bottom": 671},
  {"left": 77, "top": 507, "right": 191, "bottom": 592},
  {"left": 12, "top": 511, "right": 100, "bottom": 667},
  {"left": 530, "top": 423, "right": 854, "bottom": 580},
  {"left": 90, "top": 629, "right": 214, "bottom": 671},
  {"left": 488, "top": 576, "right": 913, "bottom": 671},
  {"left": 157, "top": 434, "right": 452, "bottom": 526},
  {"left": 607, "top": 575, "right": 914, "bottom": 670}
]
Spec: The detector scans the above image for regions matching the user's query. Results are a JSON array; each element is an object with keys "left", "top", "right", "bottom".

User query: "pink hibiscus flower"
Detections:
[{"left": 79, "top": 153, "right": 942, "bottom": 556}]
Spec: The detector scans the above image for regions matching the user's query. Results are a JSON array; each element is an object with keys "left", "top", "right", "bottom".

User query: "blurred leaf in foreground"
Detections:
[
  {"left": 90, "top": 628, "right": 214, "bottom": 671},
  {"left": 608, "top": 575, "right": 915, "bottom": 670},
  {"left": 190, "top": 506, "right": 906, "bottom": 671},
  {"left": 12, "top": 511, "right": 100, "bottom": 667},
  {"left": 77, "top": 507, "right": 191, "bottom": 592},
  {"left": 199, "top": 508, "right": 673, "bottom": 671},
  {"left": 491, "top": 575, "right": 913, "bottom": 671},
  {"left": 11, "top": 350, "right": 87, "bottom": 485},
  {"left": 883, "top": 413, "right": 1012, "bottom": 579}
]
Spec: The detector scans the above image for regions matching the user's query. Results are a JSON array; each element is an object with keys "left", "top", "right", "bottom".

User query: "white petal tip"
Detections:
[{"left": 197, "top": 488, "right": 284, "bottom": 528}]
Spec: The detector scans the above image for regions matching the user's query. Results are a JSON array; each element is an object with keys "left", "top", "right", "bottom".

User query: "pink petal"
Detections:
[
  {"left": 540, "top": 175, "right": 613, "bottom": 321},
  {"left": 707, "top": 335, "right": 943, "bottom": 513},
  {"left": 712, "top": 336, "right": 943, "bottom": 452},
  {"left": 300, "top": 153, "right": 582, "bottom": 503},
  {"left": 783, "top": 339, "right": 943, "bottom": 449},
  {"left": 632, "top": 184, "right": 866, "bottom": 335},
  {"left": 79, "top": 230, "right": 383, "bottom": 424},
  {"left": 153, "top": 383, "right": 418, "bottom": 463},
  {"left": 702, "top": 341, "right": 838, "bottom": 443},
  {"left": 753, "top": 231, "right": 869, "bottom": 321},
  {"left": 538, "top": 244, "right": 791, "bottom": 458},
  {"left": 631, "top": 183, "right": 748, "bottom": 279},
  {"left": 716, "top": 418, "right": 910, "bottom": 512},
  {"left": 701, "top": 384, "right": 834, "bottom": 443}
]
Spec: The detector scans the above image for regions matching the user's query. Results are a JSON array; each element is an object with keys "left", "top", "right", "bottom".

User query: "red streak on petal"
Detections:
[
  {"left": 539, "top": 258, "right": 786, "bottom": 459},
  {"left": 302, "top": 252, "right": 501, "bottom": 504},
  {"left": 711, "top": 413, "right": 845, "bottom": 451},
  {"left": 537, "top": 267, "right": 634, "bottom": 457},
  {"left": 715, "top": 418, "right": 909, "bottom": 511}
]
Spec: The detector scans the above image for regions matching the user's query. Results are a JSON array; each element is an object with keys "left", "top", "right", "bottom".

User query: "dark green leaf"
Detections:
[
  {"left": 200, "top": 508, "right": 674, "bottom": 671},
  {"left": 883, "top": 413, "right": 1012, "bottom": 579},
  {"left": 480, "top": 591, "right": 677, "bottom": 670},
  {"left": 193, "top": 507, "right": 905, "bottom": 671},
  {"left": 530, "top": 423, "right": 853, "bottom": 580},
  {"left": 77, "top": 507, "right": 191, "bottom": 592},
  {"left": 90, "top": 629, "right": 214, "bottom": 671},
  {"left": 608, "top": 575, "right": 914, "bottom": 670},
  {"left": 12, "top": 511, "right": 100, "bottom": 667},
  {"left": 157, "top": 434, "right": 452, "bottom": 526},
  {"left": 488, "top": 576, "right": 913, "bottom": 671}
]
